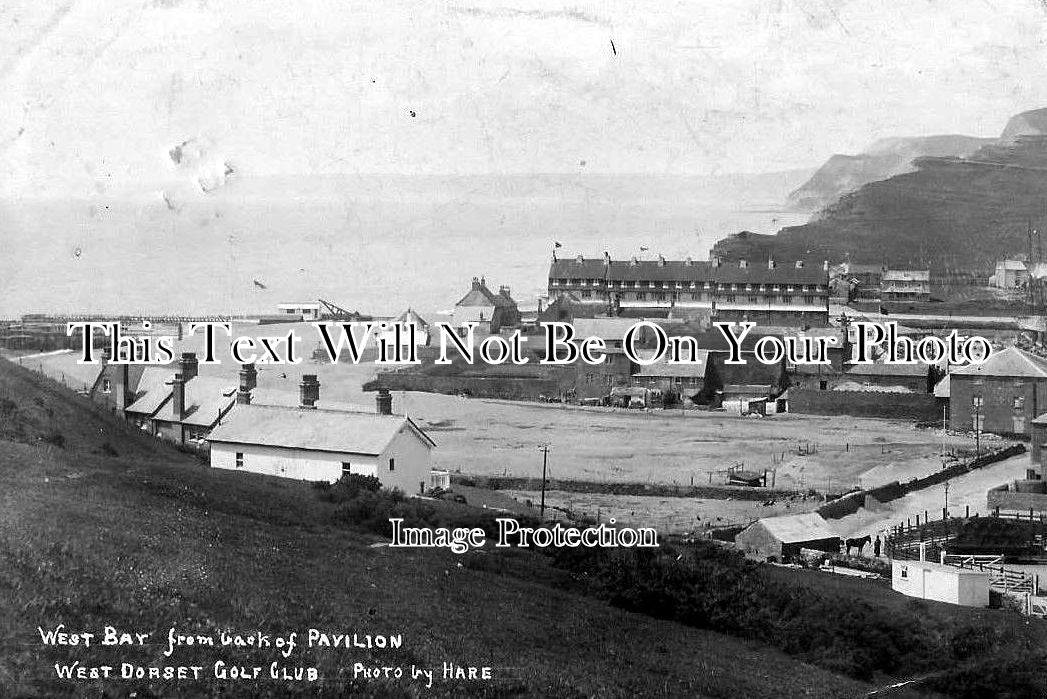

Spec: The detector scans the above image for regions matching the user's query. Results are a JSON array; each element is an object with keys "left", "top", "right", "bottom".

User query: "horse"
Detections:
[{"left": 845, "top": 535, "right": 871, "bottom": 557}]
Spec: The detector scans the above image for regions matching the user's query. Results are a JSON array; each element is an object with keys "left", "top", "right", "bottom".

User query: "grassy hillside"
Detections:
[
  {"left": 0, "top": 358, "right": 873, "bottom": 698},
  {"left": 786, "top": 135, "right": 994, "bottom": 213}
]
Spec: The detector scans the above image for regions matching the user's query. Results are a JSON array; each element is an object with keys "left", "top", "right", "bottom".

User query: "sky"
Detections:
[{"left": 2, "top": 0, "right": 1047, "bottom": 200}]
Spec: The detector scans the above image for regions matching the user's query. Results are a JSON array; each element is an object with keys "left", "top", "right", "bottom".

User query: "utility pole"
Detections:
[
  {"left": 974, "top": 399, "right": 981, "bottom": 458},
  {"left": 538, "top": 443, "right": 550, "bottom": 520}
]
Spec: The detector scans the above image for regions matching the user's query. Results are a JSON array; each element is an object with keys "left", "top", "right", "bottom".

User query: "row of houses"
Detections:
[
  {"left": 89, "top": 353, "right": 436, "bottom": 493},
  {"left": 547, "top": 253, "right": 831, "bottom": 326}
]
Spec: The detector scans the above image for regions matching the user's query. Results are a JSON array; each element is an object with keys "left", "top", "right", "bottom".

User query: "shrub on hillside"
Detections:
[
  {"left": 314, "top": 473, "right": 382, "bottom": 503},
  {"left": 41, "top": 430, "right": 65, "bottom": 448}
]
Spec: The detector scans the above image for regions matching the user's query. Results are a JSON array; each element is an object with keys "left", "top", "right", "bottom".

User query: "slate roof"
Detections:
[
  {"left": 753, "top": 513, "right": 839, "bottom": 544},
  {"left": 394, "top": 308, "right": 429, "bottom": 329},
  {"left": 634, "top": 350, "right": 712, "bottom": 378},
  {"left": 882, "top": 269, "right": 930, "bottom": 282},
  {"left": 455, "top": 280, "right": 516, "bottom": 309},
  {"left": 151, "top": 376, "right": 238, "bottom": 427},
  {"left": 206, "top": 404, "right": 435, "bottom": 454},
  {"left": 997, "top": 260, "right": 1027, "bottom": 271},
  {"left": 950, "top": 346, "right": 1047, "bottom": 378},
  {"left": 548, "top": 256, "right": 827, "bottom": 285},
  {"left": 571, "top": 317, "right": 648, "bottom": 340},
  {"left": 124, "top": 367, "right": 177, "bottom": 415}
]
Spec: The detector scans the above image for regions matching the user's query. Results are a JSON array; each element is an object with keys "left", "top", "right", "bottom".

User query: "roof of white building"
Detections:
[
  {"left": 207, "top": 404, "right": 436, "bottom": 454},
  {"left": 753, "top": 513, "right": 839, "bottom": 544}
]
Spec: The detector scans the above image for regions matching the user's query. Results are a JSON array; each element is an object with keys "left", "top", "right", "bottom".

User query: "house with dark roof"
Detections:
[
  {"left": 950, "top": 346, "right": 1047, "bottom": 437},
  {"left": 112, "top": 352, "right": 244, "bottom": 444},
  {"left": 547, "top": 253, "right": 829, "bottom": 327},
  {"left": 207, "top": 384, "right": 436, "bottom": 494},
  {"left": 453, "top": 276, "right": 521, "bottom": 334}
]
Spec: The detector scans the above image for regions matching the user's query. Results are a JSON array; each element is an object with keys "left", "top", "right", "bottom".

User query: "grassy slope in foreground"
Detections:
[{"left": 0, "top": 359, "right": 872, "bottom": 698}]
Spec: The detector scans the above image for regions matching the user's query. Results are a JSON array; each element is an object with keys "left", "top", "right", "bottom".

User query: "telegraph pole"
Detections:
[
  {"left": 538, "top": 443, "right": 550, "bottom": 520},
  {"left": 974, "top": 399, "right": 981, "bottom": 458}
]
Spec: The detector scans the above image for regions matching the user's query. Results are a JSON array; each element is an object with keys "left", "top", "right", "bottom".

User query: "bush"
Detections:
[
  {"left": 315, "top": 473, "right": 383, "bottom": 503},
  {"left": 41, "top": 430, "right": 65, "bottom": 448}
]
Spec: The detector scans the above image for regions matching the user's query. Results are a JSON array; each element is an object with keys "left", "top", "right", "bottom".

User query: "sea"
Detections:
[{"left": 0, "top": 172, "right": 812, "bottom": 320}]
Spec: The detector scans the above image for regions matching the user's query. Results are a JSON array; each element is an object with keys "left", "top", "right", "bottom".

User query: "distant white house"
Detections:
[
  {"left": 207, "top": 382, "right": 436, "bottom": 494},
  {"left": 276, "top": 302, "right": 322, "bottom": 321},
  {"left": 989, "top": 260, "right": 1028, "bottom": 289}
]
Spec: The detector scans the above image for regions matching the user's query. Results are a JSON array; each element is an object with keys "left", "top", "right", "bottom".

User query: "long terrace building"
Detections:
[{"left": 547, "top": 253, "right": 830, "bottom": 326}]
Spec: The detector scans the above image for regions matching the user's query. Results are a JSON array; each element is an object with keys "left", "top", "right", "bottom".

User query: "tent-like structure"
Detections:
[{"left": 735, "top": 513, "right": 841, "bottom": 562}]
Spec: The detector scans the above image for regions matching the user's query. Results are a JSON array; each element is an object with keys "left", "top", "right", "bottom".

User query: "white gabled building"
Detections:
[{"left": 207, "top": 380, "right": 436, "bottom": 494}]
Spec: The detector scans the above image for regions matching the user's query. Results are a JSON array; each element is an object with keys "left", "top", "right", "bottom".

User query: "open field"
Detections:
[
  {"left": 9, "top": 321, "right": 982, "bottom": 497},
  {"left": 0, "top": 357, "right": 877, "bottom": 698},
  {"left": 506, "top": 489, "right": 822, "bottom": 534}
]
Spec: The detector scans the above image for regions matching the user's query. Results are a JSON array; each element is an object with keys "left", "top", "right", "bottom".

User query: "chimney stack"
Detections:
[
  {"left": 499, "top": 285, "right": 511, "bottom": 298},
  {"left": 657, "top": 255, "right": 666, "bottom": 266},
  {"left": 114, "top": 363, "right": 132, "bottom": 413},
  {"left": 172, "top": 372, "right": 186, "bottom": 420},
  {"left": 376, "top": 387, "right": 393, "bottom": 415},
  {"left": 178, "top": 352, "right": 199, "bottom": 381},
  {"left": 471, "top": 276, "right": 480, "bottom": 290},
  {"left": 240, "top": 363, "right": 257, "bottom": 391},
  {"left": 237, "top": 363, "right": 256, "bottom": 405},
  {"left": 711, "top": 255, "right": 721, "bottom": 268},
  {"left": 603, "top": 251, "right": 611, "bottom": 265},
  {"left": 823, "top": 260, "right": 829, "bottom": 272},
  {"left": 299, "top": 374, "right": 320, "bottom": 408}
]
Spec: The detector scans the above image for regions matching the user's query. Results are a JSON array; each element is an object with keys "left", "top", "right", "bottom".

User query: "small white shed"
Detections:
[{"left": 891, "top": 559, "right": 990, "bottom": 607}]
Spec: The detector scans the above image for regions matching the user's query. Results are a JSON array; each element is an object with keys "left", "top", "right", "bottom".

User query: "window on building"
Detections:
[
  {"left": 235, "top": 452, "right": 244, "bottom": 468},
  {"left": 636, "top": 292, "right": 647, "bottom": 301},
  {"left": 341, "top": 461, "right": 351, "bottom": 476},
  {"left": 388, "top": 458, "right": 395, "bottom": 472},
  {"left": 726, "top": 295, "right": 736, "bottom": 303},
  {"left": 748, "top": 295, "right": 758, "bottom": 303},
  {"left": 102, "top": 378, "right": 112, "bottom": 394},
  {"left": 972, "top": 395, "right": 984, "bottom": 407},
  {"left": 900, "top": 567, "right": 908, "bottom": 579},
  {"left": 1014, "top": 396, "right": 1025, "bottom": 411},
  {"left": 1014, "top": 416, "right": 1026, "bottom": 433},
  {"left": 581, "top": 290, "right": 592, "bottom": 298},
  {"left": 803, "top": 295, "right": 815, "bottom": 304},
  {"left": 819, "top": 380, "right": 828, "bottom": 391},
  {"left": 655, "top": 292, "right": 667, "bottom": 301},
  {"left": 691, "top": 293, "right": 700, "bottom": 300}
]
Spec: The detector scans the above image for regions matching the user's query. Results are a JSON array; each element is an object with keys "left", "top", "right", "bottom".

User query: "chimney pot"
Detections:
[
  {"left": 299, "top": 374, "right": 320, "bottom": 408},
  {"left": 178, "top": 352, "right": 199, "bottom": 381},
  {"left": 172, "top": 372, "right": 187, "bottom": 420},
  {"left": 376, "top": 387, "right": 393, "bottom": 415}
]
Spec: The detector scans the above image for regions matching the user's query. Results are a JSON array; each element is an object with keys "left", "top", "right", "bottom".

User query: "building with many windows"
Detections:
[{"left": 547, "top": 253, "right": 830, "bottom": 326}]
